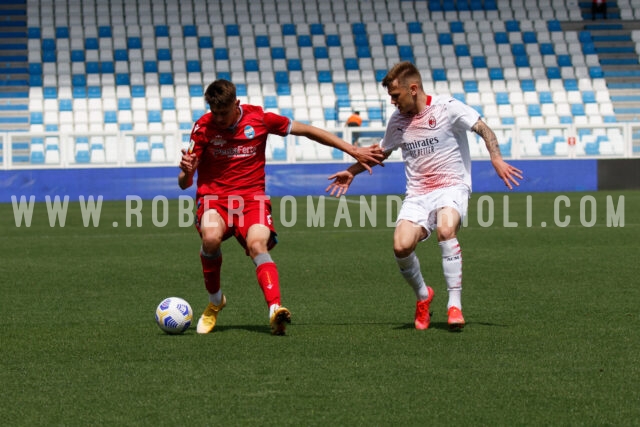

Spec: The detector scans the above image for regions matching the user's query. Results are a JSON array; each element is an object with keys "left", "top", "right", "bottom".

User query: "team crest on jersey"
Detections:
[
  {"left": 428, "top": 116, "right": 437, "bottom": 129},
  {"left": 244, "top": 125, "right": 255, "bottom": 139}
]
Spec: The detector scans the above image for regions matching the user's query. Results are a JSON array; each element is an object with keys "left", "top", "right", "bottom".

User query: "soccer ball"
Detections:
[{"left": 155, "top": 297, "right": 193, "bottom": 334}]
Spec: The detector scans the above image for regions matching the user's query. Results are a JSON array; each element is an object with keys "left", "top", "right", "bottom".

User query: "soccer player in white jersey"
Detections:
[{"left": 326, "top": 61, "right": 523, "bottom": 331}]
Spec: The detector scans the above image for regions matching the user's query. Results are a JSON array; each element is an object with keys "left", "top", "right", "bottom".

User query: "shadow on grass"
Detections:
[{"left": 394, "top": 321, "right": 510, "bottom": 331}]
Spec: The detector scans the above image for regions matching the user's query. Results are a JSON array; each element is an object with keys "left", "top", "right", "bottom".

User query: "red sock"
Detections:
[
  {"left": 256, "top": 262, "right": 281, "bottom": 307},
  {"left": 200, "top": 252, "right": 222, "bottom": 294}
]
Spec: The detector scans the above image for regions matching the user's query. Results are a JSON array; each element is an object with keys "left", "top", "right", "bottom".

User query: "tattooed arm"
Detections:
[{"left": 471, "top": 119, "right": 524, "bottom": 190}]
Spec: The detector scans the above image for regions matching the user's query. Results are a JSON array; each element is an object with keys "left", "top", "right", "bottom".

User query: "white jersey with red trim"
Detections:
[{"left": 380, "top": 95, "right": 480, "bottom": 196}]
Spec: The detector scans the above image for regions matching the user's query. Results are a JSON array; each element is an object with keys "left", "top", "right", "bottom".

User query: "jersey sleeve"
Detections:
[
  {"left": 263, "top": 112, "right": 292, "bottom": 136},
  {"left": 446, "top": 98, "right": 481, "bottom": 131},
  {"left": 188, "top": 121, "right": 208, "bottom": 157}
]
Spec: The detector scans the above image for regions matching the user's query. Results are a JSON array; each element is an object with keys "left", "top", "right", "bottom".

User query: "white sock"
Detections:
[
  {"left": 209, "top": 290, "right": 223, "bottom": 306},
  {"left": 269, "top": 303, "right": 280, "bottom": 318},
  {"left": 439, "top": 238, "right": 462, "bottom": 309},
  {"left": 395, "top": 252, "right": 430, "bottom": 301}
]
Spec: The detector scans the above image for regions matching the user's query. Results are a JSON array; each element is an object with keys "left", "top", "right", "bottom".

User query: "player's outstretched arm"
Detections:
[
  {"left": 178, "top": 148, "right": 197, "bottom": 189},
  {"left": 289, "top": 121, "right": 385, "bottom": 174},
  {"left": 326, "top": 167, "right": 358, "bottom": 198},
  {"left": 472, "top": 119, "right": 524, "bottom": 190},
  {"left": 326, "top": 148, "right": 391, "bottom": 197}
]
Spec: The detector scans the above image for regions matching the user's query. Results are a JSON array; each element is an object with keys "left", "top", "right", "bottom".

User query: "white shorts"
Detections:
[{"left": 396, "top": 185, "right": 470, "bottom": 239}]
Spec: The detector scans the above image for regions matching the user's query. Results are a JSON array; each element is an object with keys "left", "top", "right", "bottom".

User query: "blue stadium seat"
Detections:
[
  {"left": 539, "top": 43, "right": 555, "bottom": 55},
  {"left": 521, "top": 80, "right": 535, "bottom": 92},
  {"left": 547, "top": 20, "right": 562, "bottom": 32},
  {"left": 522, "top": 32, "right": 537, "bottom": 44},
  {"left": 276, "top": 84, "right": 290, "bottom": 95},
  {"left": 407, "top": 22, "right": 422, "bottom": 33},
  {"left": 547, "top": 67, "right": 561, "bottom": 79},
  {"left": 43, "top": 87, "right": 57, "bottom": 99},
  {"left": 432, "top": 69, "right": 447, "bottom": 81},
  {"left": 104, "top": 111, "right": 117, "bottom": 124},
  {"left": 114, "top": 49, "right": 128, "bottom": 61},
  {"left": 282, "top": 23, "right": 296, "bottom": 35},
  {"left": 472, "top": 56, "right": 486, "bottom": 68},
  {"left": 236, "top": 84, "right": 247, "bottom": 96},
  {"left": 144, "top": 61, "right": 157, "bottom": 73},
  {"left": 244, "top": 59, "right": 259, "bottom": 72},
  {"left": 148, "top": 111, "right": 162, "bottom": 123},
  {"left": 226, "top": 25, "right": 239, "bottom": 36},
  {"left": 199, "top": 36, "right": 213, "bottom": 49},
  {"left": 352, "top": 23, "right": 366, "bottom": 35},
  {"left": 399, "top": 46, "right": 414, "bottom": 61},
  {"left": 264, "top": 96, "right": 278, "bottom": 108},
  {"left": 382, "top": 34, "right": 397, "bottom": 46},
  {"left": 558, "top": 55, "right": 572, "bottom": 67},
  {"left": 272, "top": 47, "right": 286, "bottom": 59},
  {"left": 326, "top": 34, "right": 341, "bottom": 46},
  {"left": 159, "top": 73, "right": 173, "bottom": 85},
  {"left": 344, "top": 58, "right": 360, "bottom": 70},
  {"left": 463, "top": 81, "right": 478, "bottom": 93},
  {"left": 354, "top": 34, "right": 368, "bottom": 47},
  {"left": 494, "top": 32, "right": 508, "bottom": 44},
  {"left": 571, "top": 104, "right": 585, "bottom": 116},
  {"left": 582, "top": 91, "right": 596, "bottom": 103},
  {"left": 438, "top": 33, "right": 453, "bottom": 45},
  {"left": 357, "top": 46, "right": 371, "bottom": 58},
  {"left": 528, "top": 104, "right": 542, "bottom": 117},
  {"left": 157, "top": 49, "right": 171, "bottom": 61},
  {"left": 318, "top": 70, "right": 332, "bottom": 82},
  {"left": 214, "top": 48, "right": 228, "bottom": 60},
  {"left": 30, "top": 112, "right": 43, "bottom": 124},
  {"left": 496, "top": 92, "right": 509, "bottom": 105},
  {"left": 127, "top": 37, "right": 141, "bottom": 49},
  {"left": 298, "top": 35, "right": 312, "bottom": 47},
  {"left": 450, "top": 21, "right": 464, "bottom": 33},
  {"left": 255, "top": 35, "right": 270, "bottom": 47},
  {"left": 589, "top": 66, "right": 603, "bottom": 78},
  {"left": 71, "top": 50, "right": 84, "bottom": 62},
  {"left": 189, "top": 85, "right": 203, "bottom": 97},
  {"left": 489, "top": 68, "right": 504, "bottom": 80},
  {"left": 88, "top": 87, "right": 101, "bottom": 98},
  {"left": 314, "top": 47, "right": 328, "bottom": 59},
  {"left": 155, "top": 25, "right": 169, "bottom": 37},
  {"left": 324, "top": 108, "right": 337, "bottom": 121},
  {"left": 131, "top": 86, "right": 145, "bottom": 98},
  {"left": 514, "top": 55, "right": 529, "bottom": 67},
  {"left": 116, "top": 73, "right": 130, "bottom": 85},
  {"left": 59, "top": 99, "right": 72, "bottom": 111},
  {"left": 118, "top": 98, "right": 131, "bottom": 110},
  {"left": 288, "top": 59, "right": 301, "bottom": 71},
  {"left": 162, "top": 98, "right": 175, "bottom": 110},
  {"left": 310, "top": 23, "right": 324, "bottom": 35},
  {"left": 275, "top": 71, "right": 289, "bottom": 84},
  {"left": 505, "top": 20, "right": 520, "bottom": 32},
  {"left": 455, "top": 45, "right": 469, "bottom": 56},
  {"left": 564, "top": 79, "right": 578, "bottom": 91},
  {"left": 183, "top": 25, "right": 197, "bottom": 37},
  {"left": 72, "top": 87, "right": 87, "bottom": 98}
]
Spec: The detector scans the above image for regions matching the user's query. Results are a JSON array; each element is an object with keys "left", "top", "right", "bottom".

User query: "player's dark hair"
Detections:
[
  {"left": 382, "top": 61, "right": 423, "bottom": 90},
  {"left": 205, "top": 79, "right": 237, "bottom": 109}
]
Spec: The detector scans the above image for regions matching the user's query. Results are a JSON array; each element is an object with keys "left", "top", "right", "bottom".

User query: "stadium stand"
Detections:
[{"left": 2, "top": 0, "right": 640, "bottom": 167}]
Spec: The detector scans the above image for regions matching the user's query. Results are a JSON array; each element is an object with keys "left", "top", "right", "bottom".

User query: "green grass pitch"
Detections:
[{"left": 1, "top": 190, "right": 638, "bottom": 426}]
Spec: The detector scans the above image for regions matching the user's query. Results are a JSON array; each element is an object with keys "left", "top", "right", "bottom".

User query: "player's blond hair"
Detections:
[{"left": 382, "top": 61, "right": 424, "bottom": 90}]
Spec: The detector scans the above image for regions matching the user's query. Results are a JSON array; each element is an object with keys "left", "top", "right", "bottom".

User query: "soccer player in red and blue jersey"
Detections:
[{"left": 178, "top": 79, "right": 383, "bottom": 335}]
